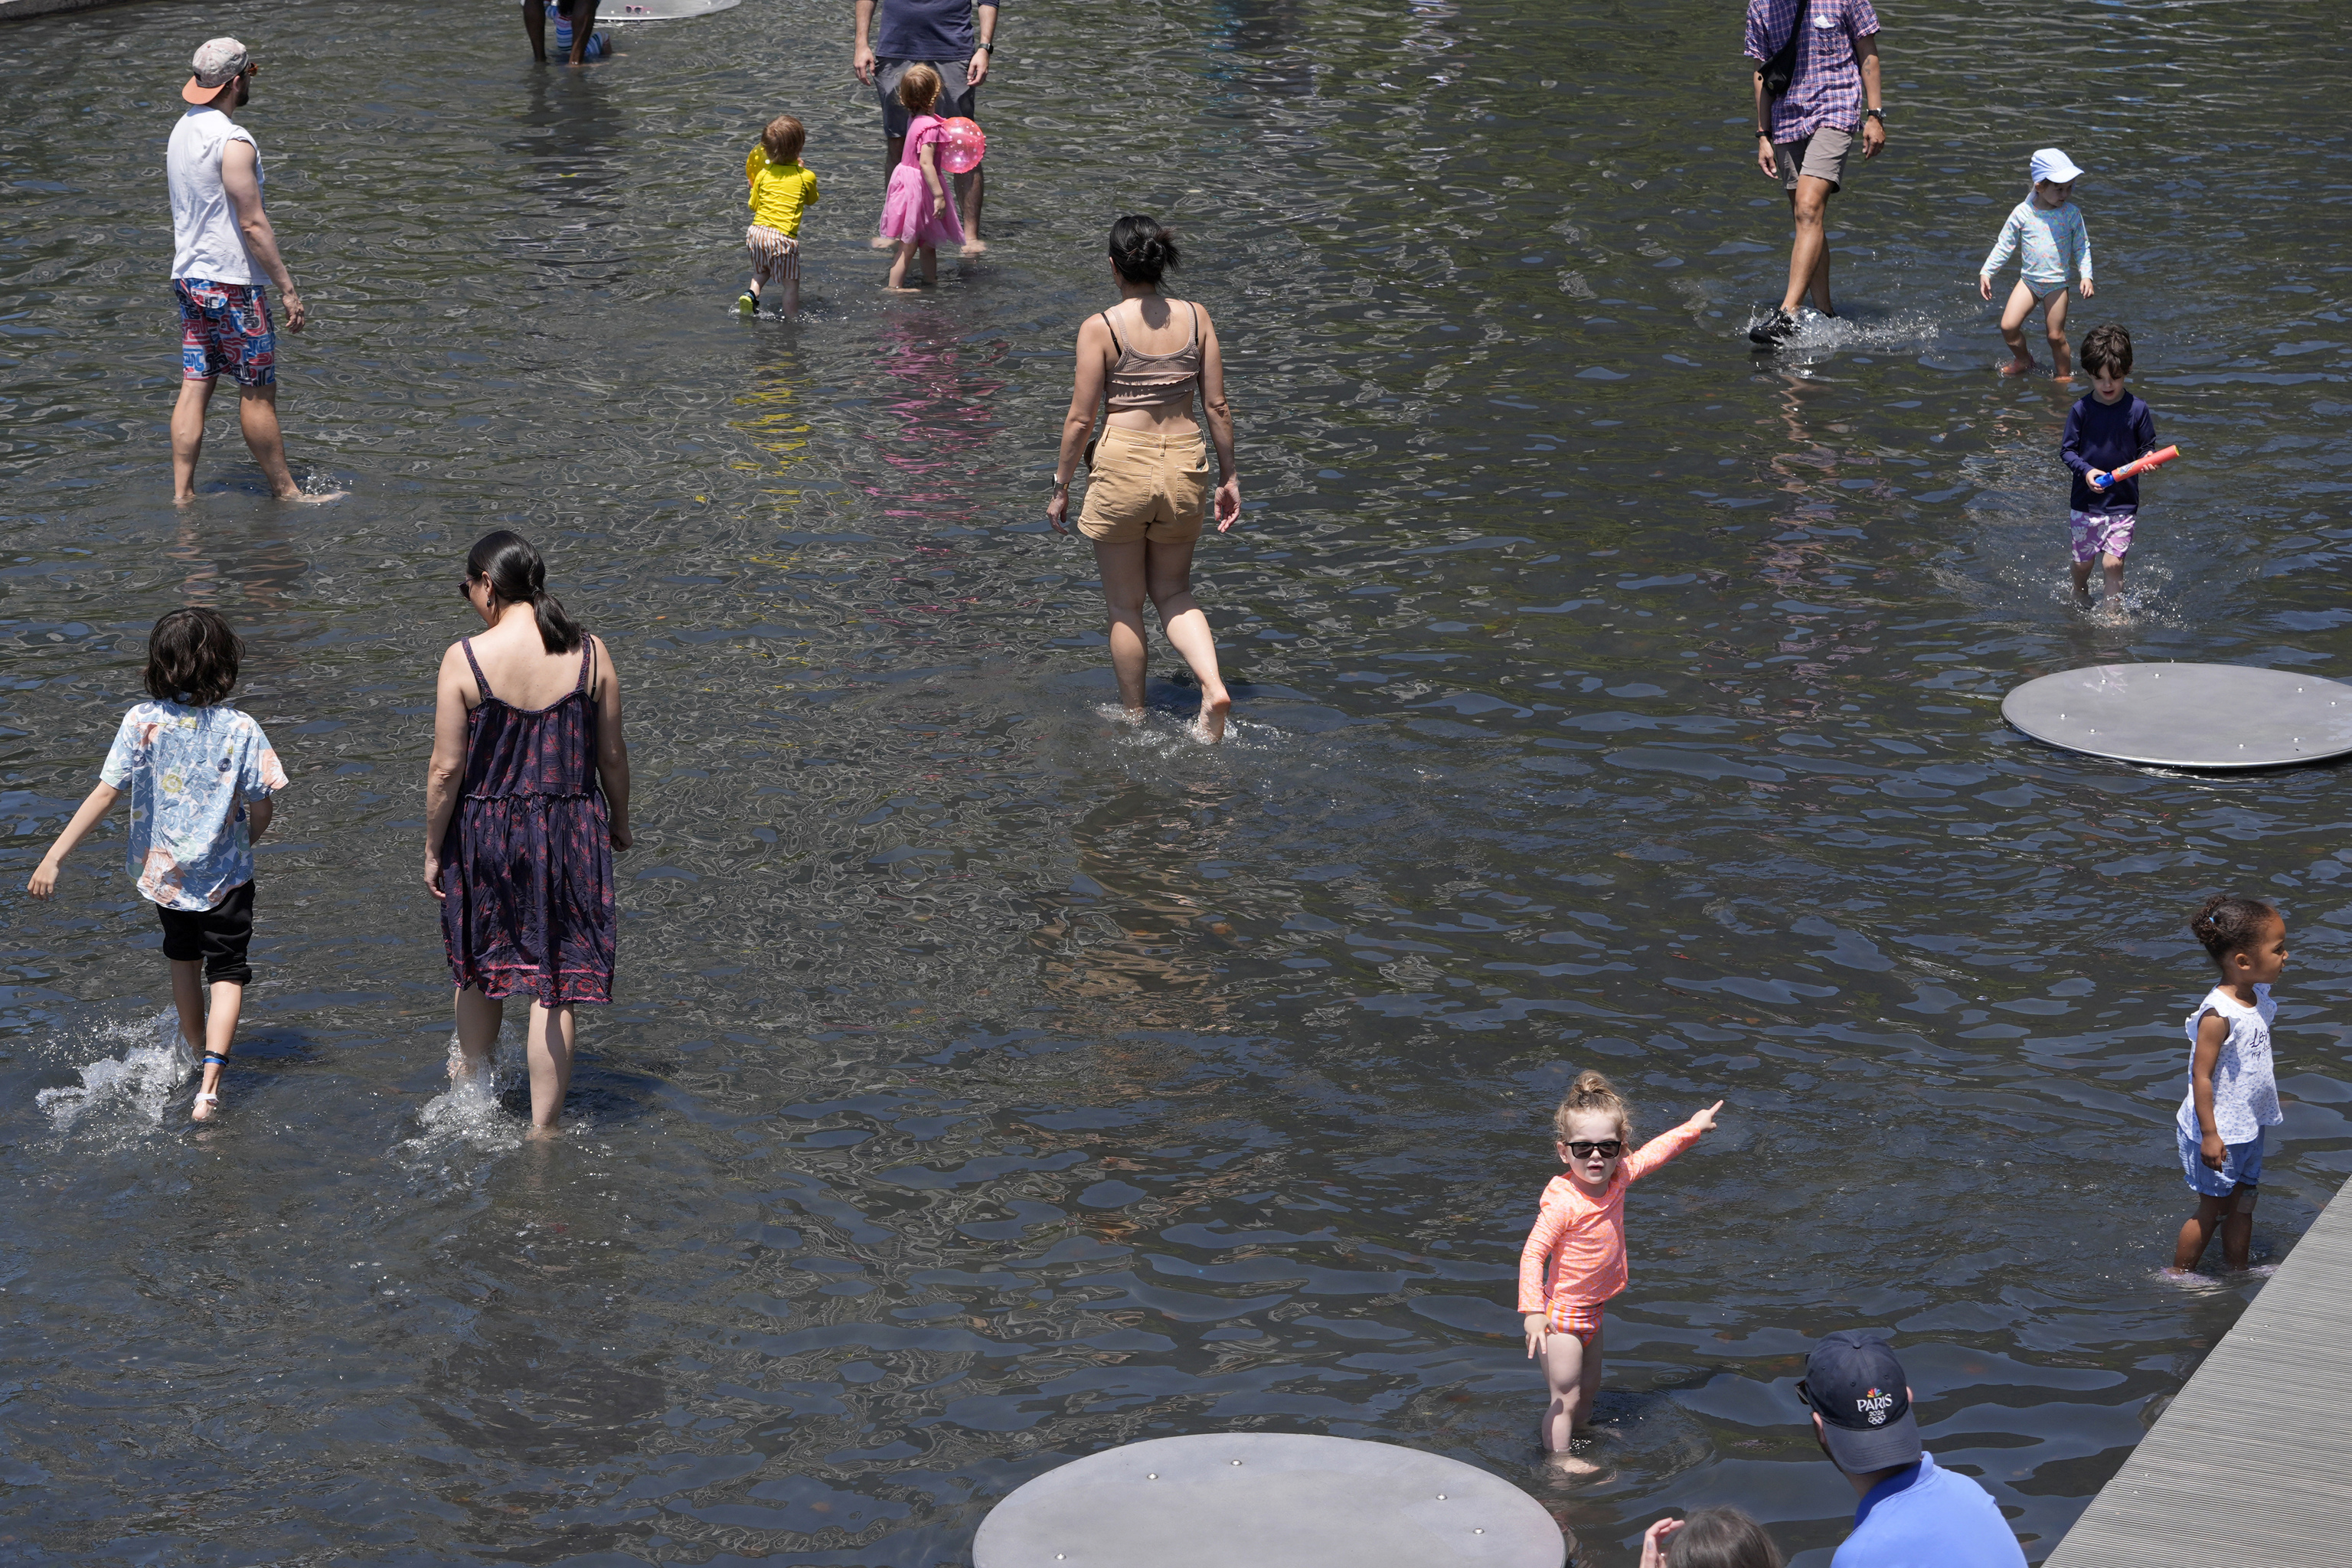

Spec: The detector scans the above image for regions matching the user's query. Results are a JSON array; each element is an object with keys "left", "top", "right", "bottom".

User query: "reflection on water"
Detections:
[{"left": 6, "top": 0, "right": 2352, "bottom": 1563}]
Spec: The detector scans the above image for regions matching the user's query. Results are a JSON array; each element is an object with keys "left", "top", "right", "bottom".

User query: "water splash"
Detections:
[{"left": 34, "top": 1011, "right": 193, "bottom": 1132}]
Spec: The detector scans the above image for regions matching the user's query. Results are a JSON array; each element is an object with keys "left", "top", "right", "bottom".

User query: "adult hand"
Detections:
[
  {"left": 1862, "top": 116, "right": 1886, "bottom": 159},
  {"left": 1690, "top": 1098, "right": 1726, "bottom": 1132},
  {"left": 1523, "top": 1313, "right": 1548, "bottom": 1359},
  {"left": 1639, "top": 1518, "right": 1687, "bottom": 1568},
  {"left": 610, "top": 822, "right": 632, "bottom": 851},
  {"left": 966, "top": 46, "right": 990, "bottom": 87},
  {"left": 2081, "top": 277, "right": 2096, "bottom": 298},
  {"left": 1046, "top": 488, "right": 1070, "bottom": 534},
  {"left": 282, "top": 288, "right": 307, "bottom": 332},
  {"left": 1755, "top": 134, "right": 1777, "bottom": 180},
  {"left": 423, "top": 851, "right": 445, "bottom": 900},
  {"left": 2201, "top": 1132, "right": 2226, "bottom": 1171},
  {"left": 853, "top": 41, "right": 876, "bottom": 83},
  {"left": 1978, "top": 274, "right": 1993, "bottom": 302},
  {"left": 1213, "top": 474, "right": 1241, "bottom": 533},
  {"left": 26, "top": 859, "right": 60, "bottom": 900}
]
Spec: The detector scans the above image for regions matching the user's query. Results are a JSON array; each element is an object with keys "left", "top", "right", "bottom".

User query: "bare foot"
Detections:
[
  {"left": 869, "top": 234, "right": 897, "bottom": 250},
  {"left": 1195, "top": 693, "right": 1232, "bottom": 744},
  {"left": 191, "top": 1091, "right": 220, "bottom": 1122},
  {"left": 524, "top": 1123, "right": 564, "bottom": 1142},
  {"left": 883, "top": 285, "right": 922, "bottom": 294},
  {"left": 1544, "top": 1449, "right": 1602, "bottom": 1477},
  {"left": 2053, "top": 372, "right": 2075, "bottom": 384},
  {"left": 959, "top": 238, "right": 988, "bottom": 256},
  {"left": 1999, "top": 357, "right": 2037, "bottom": 377},
  {"left": 279, "top": 487, "right": 348, "bottom": 504}
]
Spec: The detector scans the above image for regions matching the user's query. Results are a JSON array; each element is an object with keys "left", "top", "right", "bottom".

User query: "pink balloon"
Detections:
[{"left": 938, "top": 116, "right": 987, "bottom": 175}]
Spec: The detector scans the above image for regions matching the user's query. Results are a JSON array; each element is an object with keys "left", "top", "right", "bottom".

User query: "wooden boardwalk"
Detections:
[{"left": 2045, "top": 1178, "right": 2352, "bottom": 1566}]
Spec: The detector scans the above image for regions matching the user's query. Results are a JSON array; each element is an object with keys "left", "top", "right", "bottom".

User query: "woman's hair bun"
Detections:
[{"left": 1106, "top": 214, "right": 1181, "bottom": 285}]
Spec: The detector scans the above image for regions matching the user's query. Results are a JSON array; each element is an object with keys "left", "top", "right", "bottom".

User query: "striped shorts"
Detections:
[
  {"left": 1546, "top": 1299, "right": 1603, "bottom": 1344},
  {"left": 746, "top": 224, "right": 800, "bottom": 289}
]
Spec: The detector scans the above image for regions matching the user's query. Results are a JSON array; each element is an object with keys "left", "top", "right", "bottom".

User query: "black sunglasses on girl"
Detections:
[{"left": 1564, "top": 1139, "right": 1623, "bottom": 1159}]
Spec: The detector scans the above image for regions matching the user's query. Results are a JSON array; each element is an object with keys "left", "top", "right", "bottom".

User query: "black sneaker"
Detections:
[{"left": 1749, "top": 307, "right": 1797, "bottom": 348}]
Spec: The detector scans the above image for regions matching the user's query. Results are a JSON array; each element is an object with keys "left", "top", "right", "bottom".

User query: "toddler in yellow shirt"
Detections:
[{"left": 740, "top": 115, "right": 818, "bottom": 318}]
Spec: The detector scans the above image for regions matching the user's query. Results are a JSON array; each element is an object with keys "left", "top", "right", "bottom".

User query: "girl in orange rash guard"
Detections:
[{"left": 1519, "top": 1070, "right": 1722, "bottom": 1473}]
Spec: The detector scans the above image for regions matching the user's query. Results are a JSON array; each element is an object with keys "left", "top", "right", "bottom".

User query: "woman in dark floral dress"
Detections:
[{"left": 424, "top": 531, "right": 630, "bottom": 1131}]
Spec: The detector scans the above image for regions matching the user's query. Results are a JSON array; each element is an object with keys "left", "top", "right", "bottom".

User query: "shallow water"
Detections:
[{"left": 5, "top": 0, "right": 2352, "bottom": 1562}]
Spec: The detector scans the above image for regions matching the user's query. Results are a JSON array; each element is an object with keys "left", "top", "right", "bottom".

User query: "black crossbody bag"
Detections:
[{"left": 1761, "top": 0, "right": 1811, "bottom": 98}]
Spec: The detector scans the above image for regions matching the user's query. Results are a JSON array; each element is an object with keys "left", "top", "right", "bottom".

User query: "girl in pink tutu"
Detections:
[{"left": 878, "top": 64, "right": 965, "bottom": 290}]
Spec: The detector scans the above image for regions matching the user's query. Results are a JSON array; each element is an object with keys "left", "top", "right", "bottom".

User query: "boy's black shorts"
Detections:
[{"left": 155, "top": 880, "right": 255, "bottom": 985}]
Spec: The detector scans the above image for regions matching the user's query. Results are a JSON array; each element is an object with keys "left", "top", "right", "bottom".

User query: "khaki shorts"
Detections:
[
  {"left": 1775, "top": 125, "right": 1854, "bottom": 193},
  {"left": 1078, "top": 425, "right": 1210, "bottom": 545}
]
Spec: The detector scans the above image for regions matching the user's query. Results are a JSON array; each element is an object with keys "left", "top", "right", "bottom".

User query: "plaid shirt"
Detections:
[{"left": 1744, "top": 0, "right": 1880, "bottom": 143}]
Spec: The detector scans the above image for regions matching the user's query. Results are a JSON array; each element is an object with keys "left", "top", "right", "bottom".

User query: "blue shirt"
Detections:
[
  {"left": 2060, "top": 391, "right": 2158, "bottom": 514},
  {"left": 100, "top": 700, "right": 287, "bottom": 912},
  {"left": 1831, "top": 1452, "right": 2027, "bottom": 1568},
  {"left": 1981, "top": 198, "right": 2092, "bottom": 286},
  {"left": 873, "top": 0, "right": 995, "bottom": 61}
]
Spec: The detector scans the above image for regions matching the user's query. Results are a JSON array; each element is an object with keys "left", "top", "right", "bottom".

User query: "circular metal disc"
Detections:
[
  {"left": 972, "top": 1433, "right": 1565, "bottom": 1568},
  {"left": 2003, "top": 663, "right": 2352, "bottom": 769}
]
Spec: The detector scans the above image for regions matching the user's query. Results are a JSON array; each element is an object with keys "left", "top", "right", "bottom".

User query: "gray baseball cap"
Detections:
[{"left": 182, "top": 38, "right": 250, "bottom": 104}]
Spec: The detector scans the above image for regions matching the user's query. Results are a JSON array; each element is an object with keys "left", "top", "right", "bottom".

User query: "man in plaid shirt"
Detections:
[{"left": 1743, "top": 0, "right": 1886, "bottom": 346}]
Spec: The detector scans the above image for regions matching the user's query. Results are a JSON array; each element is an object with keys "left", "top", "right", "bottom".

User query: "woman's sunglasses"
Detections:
[{"left": 1563, "top": 1139, "right": 1623, "bottom": 1159}]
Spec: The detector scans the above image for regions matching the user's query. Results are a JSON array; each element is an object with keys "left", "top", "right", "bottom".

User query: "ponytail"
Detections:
[
  {"left": 463, "top": 529, "right": 584, "bottom": 654},
  {"left": 1553, "top": 1070, "right": 1633, "bottom": 1143}
]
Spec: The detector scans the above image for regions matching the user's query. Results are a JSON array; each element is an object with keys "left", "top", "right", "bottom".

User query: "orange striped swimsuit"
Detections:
[{"left": 1517, "top": 1116, "right": 1707, "bottom": 1342}]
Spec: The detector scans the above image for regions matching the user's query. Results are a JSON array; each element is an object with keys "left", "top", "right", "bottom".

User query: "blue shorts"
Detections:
[{"left": 2178, "top": 1129, "right": 2262, "bottom": 1197}]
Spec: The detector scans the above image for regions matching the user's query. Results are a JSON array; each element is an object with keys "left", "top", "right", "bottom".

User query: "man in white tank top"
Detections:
[{"left": 166, "top": 38, "right": 341, "bottom": 505}]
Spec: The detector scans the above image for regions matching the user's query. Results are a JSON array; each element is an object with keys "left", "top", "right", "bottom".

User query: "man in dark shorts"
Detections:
[
  {"left": 166, "top": 38, "right": 341, "bottom": 503},
  {"left": 853, "top": 0, "right": 998, "bottom": 253},
  {"left": 1743, "top": 0, "right": 1885, "bottom": 348}
]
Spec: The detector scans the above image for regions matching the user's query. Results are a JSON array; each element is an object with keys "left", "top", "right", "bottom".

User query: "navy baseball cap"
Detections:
[{"left": 1802, "top": 1330, "right": 1922, "bottom": 1473}]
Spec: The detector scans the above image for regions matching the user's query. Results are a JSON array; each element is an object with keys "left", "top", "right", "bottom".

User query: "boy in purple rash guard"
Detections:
[{"left": 2060, "top": 322, "right": 2159, "bottom": 614}]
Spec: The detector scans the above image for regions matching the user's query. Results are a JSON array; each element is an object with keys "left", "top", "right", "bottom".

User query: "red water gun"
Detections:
[{"left": 2092, "top": 444, "right": 2180, "bottom": 488}]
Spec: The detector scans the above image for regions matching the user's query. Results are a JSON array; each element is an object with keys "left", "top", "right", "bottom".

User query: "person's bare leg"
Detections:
[
  {"left": 1093, "top": 537, "right": 1152, "bottom": 717},
  {"left": 885, "top": 240, "right": 916, "bottom": 290},
  {"left": 873, "top": 135, "right": 905, "bottom": 247},
  {"left": 452, "top": 985, "right": 503, "bottom": 1085},
  {"left": 2173, "top": 1192, "right": 2230, "bottom": 1270},
  {"left": 2222, "top": 1185, "right": 2257, "bottom": 1270},
  {"left": 1806, "top": 209, "right": 1834, "bottom": 315},
  {"left": 524, "top": 1001, "right": 577, "bottom": 1130},
  {"left": 1779, "top": 177, "right": 1831, "bottom": 316},
  {"left": 778, "top": 273, "right": 799, "bottom": 317},
  {"left": 1145, "top": 538, "right": 1231, "bottom": 741},
  {"left": 920, "top": 244, "right": 937, "bottom": 286},
  {"left": 956, "top": 166, "right": 985, "bottom": 255},
  {"left": 234, "top": 384, "right": 303, "bottom": 500},
  {"left": 2045, "top": 286, "right": 2074, "bottom": 380},
  {"left": 1998, "top": 281, "right": 2037, "bottom": 375},
  {"left": 2070, "top": 557, "right": 2094, "bottom": 603},
  {"left": 567, "top": 0, "right": 599, "bottom": 63},
  {"left": 194, "top": 979, "right": 240, "bottom": 1118},
  {"left": 172, "top": 375, "right": 217, "bottom": 503},
  {"left": 520, "top": 0, "right": 547, "bottom": 60},
  {"left": 1539, "top": 1331, "right": 1602, "bottom": 1473},
  {"left": 2102, "top": 551, "right": 2126, "bottom": 615}
]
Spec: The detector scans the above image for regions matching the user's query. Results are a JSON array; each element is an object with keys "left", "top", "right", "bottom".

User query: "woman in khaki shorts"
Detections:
[{"left": 1046, "top": 215, "right": 1242, "bottom": 740}]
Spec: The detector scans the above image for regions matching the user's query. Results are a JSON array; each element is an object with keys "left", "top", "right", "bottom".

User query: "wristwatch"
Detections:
[{"left": 1866, "top": 107, "right": 1885, "bottom": 121}]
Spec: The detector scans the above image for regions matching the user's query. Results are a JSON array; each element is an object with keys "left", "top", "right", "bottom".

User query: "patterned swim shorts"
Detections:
[
  {"left": 1545, "top": 1299, "right": 1604, "bottom": 1345},
  {"left": 746, "top": 225, "right": 800, "bottom": 289},
  {"left": 2069, "top": 508, "right": 2135, "bottom": 564},
  {"left": 175, "top": 278, "right": 276, "bottom": 387}
]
